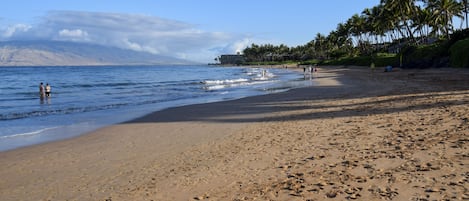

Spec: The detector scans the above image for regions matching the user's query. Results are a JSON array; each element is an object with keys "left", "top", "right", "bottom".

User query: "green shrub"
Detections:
[
  {"left": 447, "top": 29, "right": 469, "bottom": 48},
  {"left": 407, "top": 44, "right": 440, "bottom": 59},
  {"left": 374, "top": 54, "right": 399, "bottom": 67},
  {"left": 320, "top": 54, "right": 398, "bottom": 67},
  {"left": 400, "top": 43, "right": 446, "bottom": 67},
  {"left": 299, "top": 59, "right": 321, "bottom": 65},
  {"left": 449, "top": 38, "right": 469, "bottom": 68}
]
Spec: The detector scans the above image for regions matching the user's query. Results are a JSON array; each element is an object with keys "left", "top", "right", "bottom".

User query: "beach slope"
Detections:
[{"left": 0, "top": 66, "right": 468, "bottom": 200}]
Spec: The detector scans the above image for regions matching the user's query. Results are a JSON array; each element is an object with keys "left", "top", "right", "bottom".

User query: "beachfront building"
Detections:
[{"left": 219, "top": 54, "right": 245, "bottom": 65}]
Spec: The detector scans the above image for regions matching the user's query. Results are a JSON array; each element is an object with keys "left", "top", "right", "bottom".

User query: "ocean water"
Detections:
[{"left": 0, "top": 65, "right": 312, "bottom": 151}]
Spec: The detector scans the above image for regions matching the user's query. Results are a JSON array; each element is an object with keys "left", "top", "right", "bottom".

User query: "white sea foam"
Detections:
[
  {"left": 202, "top": 78, "right": 249, "bottom": 85},
  {"left": 204, "top": 85, "right": 227, "bottom": 90},
  {"left": 202, "top": 70, "right": 277, "bottom": 91},
  {"left": 0, "top": 126, "right": 60, "bottom": 139},
  {"left": 253, "top": 74, "right": 273, "bottom": 81}
]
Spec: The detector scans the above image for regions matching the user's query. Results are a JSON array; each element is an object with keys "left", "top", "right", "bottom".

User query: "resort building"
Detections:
[{"left": 219, "top": 54, "right": 245, "bottom": 65}]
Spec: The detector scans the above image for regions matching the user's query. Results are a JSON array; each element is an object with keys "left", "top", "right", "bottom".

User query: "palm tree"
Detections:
[
  {"left": 427, "top": 0, "right": 464, "bottom": 39},
  {"left": 277, "top": 44, "right": 290, "bottom": 61},
  {"left": 347, "top": 14, "right": 366, "bottom": 48},
  {"left": 381, "top": 0, "right": 419, "bottom": 42},
  {"left": 413, "top": 6, "right": 433, "bottom": 43},
  {"left": 325, "top": 31, "right": 339, "bottom": 58},
  {"left": 336, "top": 22, "right": 350, "bottom": 43},
  {"left": 462, "top": 0, "right": 469, "bottom": 28},
  {"left": 314, "top": 33, "right": 327, "bottom": 59},
  {"left": 363, "top": 5, "right": 392, "bottom": 48},
  {"left": 336, "top": 23, "right": 354, "bottom": 49}
]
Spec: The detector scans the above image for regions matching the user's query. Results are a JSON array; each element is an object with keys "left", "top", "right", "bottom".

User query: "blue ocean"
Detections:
[{"left": 0, "top": 65, "right": 311, "bottom": 151}]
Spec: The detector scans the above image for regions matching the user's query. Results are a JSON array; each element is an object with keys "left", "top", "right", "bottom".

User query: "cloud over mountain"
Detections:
[{"left": 0, "top": 11, "right": 252, "bottom": 62}]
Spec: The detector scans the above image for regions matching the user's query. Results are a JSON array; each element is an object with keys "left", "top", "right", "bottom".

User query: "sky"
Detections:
[{"left": 0, "top": 0, "right": 380, "bottom": 63}]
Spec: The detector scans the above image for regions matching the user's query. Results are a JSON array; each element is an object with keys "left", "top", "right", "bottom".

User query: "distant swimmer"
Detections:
[
  {"left": 39, "top": 82, "right": 45, "bottom": 98},
  {"left": 45, "top": 83, "right": 51, "bottom": 97}
]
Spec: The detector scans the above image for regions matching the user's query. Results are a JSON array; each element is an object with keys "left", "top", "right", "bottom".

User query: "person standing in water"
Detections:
[
  {"left": 39, "top": 82, "right": 45, "bottom": 98},
  {"left": 45, "top": 83, "right": 51, "bottom": 97}
]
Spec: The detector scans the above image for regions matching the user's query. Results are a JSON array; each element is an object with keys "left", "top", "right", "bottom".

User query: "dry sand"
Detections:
[{"left": 0, "top": 66, "right": 468, "bottom": 201}]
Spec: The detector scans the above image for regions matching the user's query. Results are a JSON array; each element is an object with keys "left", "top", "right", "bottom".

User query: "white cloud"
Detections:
[
  {"left": 0, "top": 11, "right": 263, "bottom": 62},
  {"left": 121, "top": 38, "right": 159, "bottom": 54},
  {"left": 2, "top": 24, "right": 31, "bottom": 38},
  {"left": 58, "top": 29, "right": 89, "bottom": 41},
  {"left": 232, "top": 38, "right": 254, "bottom": 54},
  {"left": 59, "top": 29, "right": 88, "bottom": 37}
]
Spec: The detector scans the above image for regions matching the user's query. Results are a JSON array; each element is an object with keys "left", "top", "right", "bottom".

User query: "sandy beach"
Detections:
[{"left": 1, "top": 66, "right": 468, "bottom": 201}]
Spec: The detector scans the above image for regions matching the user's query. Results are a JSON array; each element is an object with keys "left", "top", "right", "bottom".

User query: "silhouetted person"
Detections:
[
  {"left": 39, "top": 82, "right": 45, "bottom": 98},
  {"left": 45, "top": 83, "right": 51, "bottom": 97}
]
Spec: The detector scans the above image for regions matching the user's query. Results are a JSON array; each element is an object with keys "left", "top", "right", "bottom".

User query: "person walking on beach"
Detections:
[
  {"left": 39, "top": 82, "right": 45, "bottom": 98},
  {"left": 45, "top": 83, "right": 51, "bottom": 97}
]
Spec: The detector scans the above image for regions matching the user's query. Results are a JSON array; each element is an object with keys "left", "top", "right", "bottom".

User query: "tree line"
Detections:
[{"left": 241, "top": 0, "right": 469, "bottom": 63}]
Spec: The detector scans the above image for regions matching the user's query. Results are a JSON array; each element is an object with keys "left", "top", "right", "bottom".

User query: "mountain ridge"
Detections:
[{"left": 0, "top": 40, "right": 195, "bottom": 66}]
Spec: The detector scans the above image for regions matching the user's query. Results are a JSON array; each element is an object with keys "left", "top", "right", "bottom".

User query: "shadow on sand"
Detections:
[{"left": 125, "top": 67, "right": 469, "bottom": 124}]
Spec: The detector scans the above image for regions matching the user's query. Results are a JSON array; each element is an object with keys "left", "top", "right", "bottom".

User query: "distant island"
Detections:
[{"left": 0, "top": 40, "right": 194, "bottom": 66}]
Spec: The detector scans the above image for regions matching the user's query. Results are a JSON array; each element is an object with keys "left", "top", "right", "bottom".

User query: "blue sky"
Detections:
[{"left": 1, "top": 0, "right": 380, "bottom": 62}]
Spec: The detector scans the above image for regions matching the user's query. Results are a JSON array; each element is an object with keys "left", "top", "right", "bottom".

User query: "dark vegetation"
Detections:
[{"left": 221, "top": 0, "right": 469, "bottom": 68}]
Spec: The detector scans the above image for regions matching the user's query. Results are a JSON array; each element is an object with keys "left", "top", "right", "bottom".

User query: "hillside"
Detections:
[{"left": 0, "top": 41, "right": 194, "bottom": 66}]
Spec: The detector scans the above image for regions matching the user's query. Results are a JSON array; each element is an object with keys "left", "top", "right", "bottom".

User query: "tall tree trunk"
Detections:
[
  {"left": 465, "top": 0, "right": 469, "bottom": 29},
  {"left": 445, "top": 13, "right": 451, "bottom": 39},
  {"left": 397, "top": 2, "right": 416, "bottom": 43}
]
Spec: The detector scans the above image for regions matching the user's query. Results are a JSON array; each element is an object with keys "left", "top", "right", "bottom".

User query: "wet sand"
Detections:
[{"left": 0, "top": 66, "right": 468, "bottom": 200}]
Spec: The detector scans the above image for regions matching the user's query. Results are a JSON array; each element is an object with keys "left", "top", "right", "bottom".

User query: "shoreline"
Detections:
[
  {"left": 0, "top": 66, "right": 468, "bottom": 200},
  {"left": 0, "top": 65, "right": 315, "bottom": 153},
  {"left": 0, "top": 65, "right": 308, "bottom": 152}
]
